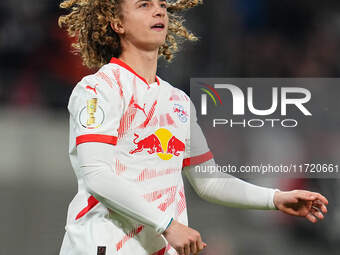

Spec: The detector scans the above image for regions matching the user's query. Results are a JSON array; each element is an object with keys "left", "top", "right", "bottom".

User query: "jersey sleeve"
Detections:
[
  {"left": 182, "top": 101, "right": 278, "bottom": 210},
  {"left": 68, "top": 77, "right": 123, "bottom": 147},
  {"left": 78, "top": 142, "right": 174, "bottom": 234},
  {"left": 182, "top": 99, "right": 214, "bottom": 168}
]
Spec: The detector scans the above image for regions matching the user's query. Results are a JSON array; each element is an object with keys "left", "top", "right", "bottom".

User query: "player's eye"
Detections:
[
  {"left": 139, "top": 2, "right": 149, "bottom": 8},
  {"left": 160, "top": 3, "right": 167, "bottom": 8}
]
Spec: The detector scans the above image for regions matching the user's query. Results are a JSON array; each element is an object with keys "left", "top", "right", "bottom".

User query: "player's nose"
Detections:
[{"left": 153, "top": 2, "right": 166, "bottom": 18}]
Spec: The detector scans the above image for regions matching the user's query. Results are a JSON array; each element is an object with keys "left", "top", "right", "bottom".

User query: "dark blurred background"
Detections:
[{"left": 1, "top": 0, "right": 340, "bottom": 254}]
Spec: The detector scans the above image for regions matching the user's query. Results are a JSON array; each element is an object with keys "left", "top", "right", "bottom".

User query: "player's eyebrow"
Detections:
[{"left": 135, "top": 0, "right": 167, "bottom": 3}]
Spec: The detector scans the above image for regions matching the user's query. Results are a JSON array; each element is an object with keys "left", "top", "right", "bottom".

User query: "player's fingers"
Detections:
[
  {"left": 312, "top": 211, "right": 324, "bottom": 221},
  {"left": 295, "top": 191, "right": 316, "bottom": 201},
  {"left": 190, "top": 241, "right": 197, "bottom": 254},
  {"left": 177, "top": 247, "right": 184, "bottom": 255},
  {"left": 184, "top": 243, "right": 190, "bottom": 255},
  {"left": 194, "top": 241, "right": 206, "bottom": 255},
  {"left": 196, "top": 242, "right": 204, "bottom": 252},
  {"left": 312, "top": 199, "right": 327, "bottom": 210},
  {"left": 311, "top": 192, "right": 328, "bottom": 205},
  {"left": 311, "top": 206, "right": 324, "bottom": 220},
  {"left": 313, "top": 200, "right": 328, "bottom": 214},
  {"left": 196, "top": 235, "right": 204, "bottom": 251},
  {"left": 306, "top": 212, "right": 318, "bottom": 223}
]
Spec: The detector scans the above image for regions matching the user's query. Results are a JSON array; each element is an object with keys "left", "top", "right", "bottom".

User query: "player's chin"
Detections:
[
  {"left": 149, "top": 32, "right": 167, "bottom": 43},
  {"left": 154, "top": 36, "right": 166, "bottom": 46},
  {"left": 143, "top": 39, "right": 166, "bottom": 51}
]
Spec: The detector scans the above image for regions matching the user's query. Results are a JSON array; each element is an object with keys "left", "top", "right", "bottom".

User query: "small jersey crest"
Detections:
[{"left": 173, "top": 103, "right": 188, "bottom": 123}]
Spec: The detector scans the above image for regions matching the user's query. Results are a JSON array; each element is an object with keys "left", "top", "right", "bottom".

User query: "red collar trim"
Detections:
[{"left": 110, "top": 57, "right": 160, "bottom": 86}]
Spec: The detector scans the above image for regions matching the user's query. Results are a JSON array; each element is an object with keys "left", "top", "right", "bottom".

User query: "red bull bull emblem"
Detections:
[{"left": 129, "top": 128, "right": 185, "bottom": 160}]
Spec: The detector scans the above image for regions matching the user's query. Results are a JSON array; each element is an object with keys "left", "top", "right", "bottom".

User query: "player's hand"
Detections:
[
  {"left": 162, "top": 219, "right": 207, "bottom": 255},
  {"left": 273, "top": 190, "right": 328, "bottom": 223}
]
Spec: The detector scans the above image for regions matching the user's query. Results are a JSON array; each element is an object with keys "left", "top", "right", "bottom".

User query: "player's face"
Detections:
[{"left": 116, "top": 0, "right": 169, "bottom": 51}]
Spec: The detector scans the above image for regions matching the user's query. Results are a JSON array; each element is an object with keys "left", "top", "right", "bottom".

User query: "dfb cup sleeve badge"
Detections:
[{"left": 79, "top": 98, "right": 105, "bottom": 129}]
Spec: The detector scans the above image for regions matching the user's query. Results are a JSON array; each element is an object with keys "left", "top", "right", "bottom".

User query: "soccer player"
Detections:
[{"left": 58, "top": 1, "right": 329, "bottom": 255}]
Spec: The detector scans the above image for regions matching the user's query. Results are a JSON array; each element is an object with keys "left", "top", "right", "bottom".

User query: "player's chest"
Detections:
[
  {"left": 126, "top": 86, "right": 188, "bottom": 130},
  {"left": 119, "top": 86, "right": 189, "bottom": 159}
]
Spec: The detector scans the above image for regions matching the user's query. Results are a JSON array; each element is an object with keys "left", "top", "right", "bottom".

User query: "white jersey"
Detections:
[{"left": 60, "top": 57, "right": 213, "bottom": 255}]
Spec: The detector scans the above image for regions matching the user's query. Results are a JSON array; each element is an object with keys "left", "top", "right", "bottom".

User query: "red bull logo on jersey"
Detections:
[
  {"left": 129, "top": 128, "right": 185, "bottom": 160},
  {"left": 129, "top": 133, "right": 163, "bottom": 155}
]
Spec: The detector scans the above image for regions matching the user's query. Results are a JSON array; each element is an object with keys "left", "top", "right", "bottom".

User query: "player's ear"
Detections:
[{"left": 110, "top": 18, "right": 125, "bottom": 35}]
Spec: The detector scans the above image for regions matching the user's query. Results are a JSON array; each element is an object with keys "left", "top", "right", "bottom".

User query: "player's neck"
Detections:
[{"left": 119, "top": 46, "right": 158, "bottom": 85}]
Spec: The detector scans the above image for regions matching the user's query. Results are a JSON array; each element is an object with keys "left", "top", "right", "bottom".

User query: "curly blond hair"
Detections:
[{"left": 58, "top": 0, "right": 202, "bottom": 69}]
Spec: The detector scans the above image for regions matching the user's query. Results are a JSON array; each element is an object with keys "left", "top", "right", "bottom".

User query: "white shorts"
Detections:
[{"left": 59, "top": 207, "right": 177, "bottom": 255}]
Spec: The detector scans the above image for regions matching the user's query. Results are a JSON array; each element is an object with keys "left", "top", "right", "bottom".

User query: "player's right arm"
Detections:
[
  {"left": 68, "top": 78, "right": 172, "bottom": 234},
  {"left": 79, "top": 142, "right": 206, "bottom": 255}
]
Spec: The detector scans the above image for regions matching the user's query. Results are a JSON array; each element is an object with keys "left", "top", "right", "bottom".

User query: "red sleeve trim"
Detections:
[
  {"left": 75, "top": 195, "right": 99, "bottom": 220},
  {"left": 76, "top": 134, "right": 118, "bottom": 146},
  {"left": 182, "top": 151, "right": 213, "bottom": 168}
]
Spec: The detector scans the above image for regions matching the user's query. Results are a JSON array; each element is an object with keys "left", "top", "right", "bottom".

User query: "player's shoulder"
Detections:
[
  {"left": 68, "top": 63, "right": 124, "bottom": 110},
  {"left": 76, "top": 63, "right": 117, "bottom": 90},
  {"left": 70, "top": 63, "right": 123, "bottom": 97}
]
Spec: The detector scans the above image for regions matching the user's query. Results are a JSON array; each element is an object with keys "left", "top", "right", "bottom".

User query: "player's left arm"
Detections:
[
  {"left": 182, "top": 100, "right": 328, "bottom": 223},
  {"left": 184, "top": 159, "right": 328, "bottom": 223}
]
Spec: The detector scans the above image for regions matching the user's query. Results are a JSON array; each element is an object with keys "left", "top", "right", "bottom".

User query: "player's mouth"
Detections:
[{"left": 151, "top": 22, "right": 165, "bottom": 31}]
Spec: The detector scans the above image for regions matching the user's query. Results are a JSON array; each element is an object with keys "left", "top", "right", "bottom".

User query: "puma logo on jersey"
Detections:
[
  {"left": 133, "top": 103, "right": 147, "bottom": 117},
  {"left": 86, "top": 84, "right": 99, "bottom": 95}
]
